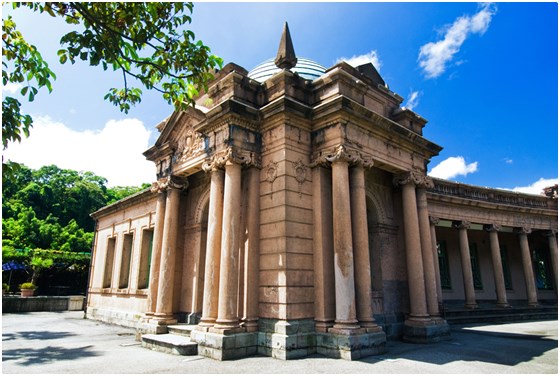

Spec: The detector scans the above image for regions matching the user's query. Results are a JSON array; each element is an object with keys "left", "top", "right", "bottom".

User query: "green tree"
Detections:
[{"left": 2, "top": 2, "right": 222, "bottom": 153}]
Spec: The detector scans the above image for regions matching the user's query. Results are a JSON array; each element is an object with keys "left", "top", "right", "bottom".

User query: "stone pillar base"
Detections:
[
  {"left": 316, "top": 331, "right": 387, "bottom": 360},
  {"left": 139, "top": 321, "right": 172, "bottom": 335},
  {"left": 190, "top": 329, "right": 257, "bottom": 360},
  {"left": 464, "top": 303, "right": 478, "bottom": 309},
  {"left": 496, "top": 303, "right": 511, "bottom": 308},
  {"left": 257, "top": 319, "right": 317, "bottom": 360},
  {"left": 403, "top": 319, "right": 450, "bottom": 344}
]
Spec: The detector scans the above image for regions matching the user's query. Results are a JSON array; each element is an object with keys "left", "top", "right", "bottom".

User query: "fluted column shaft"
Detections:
[
  {"left": 215, "top": 161, "right": 242, "bottom": 330},
  {"left": 331, "top": 160, "right": 359, "bottom": 330},
  {"left": 146, "top": 191, "right": 167, "bottom": 314},
  {"left": 399, "top": 179, "right": 429, "bottom": 320},
  {"left": 242, "top": 167, "right": 260, "bottom": 331},
  {"left": 484, "top": 224, "right": 509, "bottom": 307},
  {"left": 199, "top": 168, "right": 225, "bottom": 326},
  {"left": 350, "top": 165, "right": 380, "bottom": 331},
  {"left": 546, "top": 231, "right": 558, "bottom": 292},
  {"left": 429, "top": 217, "right": 443, "bottom": 305},
  {"left": 517, "top": 228, "right": 538, "bottom": 307},
  {"left": 416, "top": 186, "right": 440, "bottom": 318},
  {"left": 454, "top": 221, "right": 477, "bottom": 309},
  {"left": 154, "top": 183, "right": 183, "bottom": 321}
]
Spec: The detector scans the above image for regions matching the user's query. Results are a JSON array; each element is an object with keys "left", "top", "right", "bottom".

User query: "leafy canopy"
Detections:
[{"left": 2, "top": 2, "right": 222, "bottom": 150}]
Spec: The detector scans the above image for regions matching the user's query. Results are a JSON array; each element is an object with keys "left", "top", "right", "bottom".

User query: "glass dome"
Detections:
[{"left": 248, "top": 58, "right": 326, "bottom": 83}]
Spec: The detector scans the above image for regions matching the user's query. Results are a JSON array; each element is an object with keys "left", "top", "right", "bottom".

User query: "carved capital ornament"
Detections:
[{"left": 311, "top": 144, "right": 374, "bottom": 169}]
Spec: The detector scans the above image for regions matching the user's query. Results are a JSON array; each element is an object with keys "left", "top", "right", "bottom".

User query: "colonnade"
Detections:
[
  {"left": 197, "top": 149, "right": 260, "bottom": 333},
  {"left": 145, "top": 148, "right": 260, "bottom": 330},
  {"left": 429, "top": 220, "right": 558, "bottom": 308},
  {"left": 313, "top": 145, "right": 382, "bottom": 334},
  {"left": 393, "top": 172, "right": 445, "bottom": 324}
]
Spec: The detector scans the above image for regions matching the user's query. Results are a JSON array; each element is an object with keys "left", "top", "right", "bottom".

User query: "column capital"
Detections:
[
  {"left": 544, "top": 229, "right": 558, "bottom": 238},
  {"left": 429, "top": 216, "right": 440, "bottom": 226},
  {"left": 151, "top": 176, "right": 188, "bottom": 193},
  {"left": 203, "top": 147, "right": 261, "bottom": 172},
  {"left": 484, "top": 224, "right": 502, "bottom": 232},
  {"left": 393, "top": 171, "right": 424, "bottom": 188},
  {"left": 515, "top": 226, "right": 532, "bottom": 235},
  {"left": 453, "top": 220, "right": 471, "bottom": 230},
  {"left": 311, "top": 144, "right": 374, "bottom": 168}
]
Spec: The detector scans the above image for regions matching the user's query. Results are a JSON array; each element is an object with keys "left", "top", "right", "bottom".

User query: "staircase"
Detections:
[
  {"left": 443, "top": 304, "right": 558, "bottom": 325},
  {"left": 141, "top": 325, "right": 198, "bottom": 355}
]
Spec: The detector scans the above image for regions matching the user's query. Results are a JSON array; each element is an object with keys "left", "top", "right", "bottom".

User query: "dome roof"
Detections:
[{"left": 248, "top": 58, "right": 326, "bottom": 83}]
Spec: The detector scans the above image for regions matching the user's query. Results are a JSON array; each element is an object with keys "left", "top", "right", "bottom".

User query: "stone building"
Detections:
[{"left": 86, "top": 24, "right": 558, "bottom": 360}]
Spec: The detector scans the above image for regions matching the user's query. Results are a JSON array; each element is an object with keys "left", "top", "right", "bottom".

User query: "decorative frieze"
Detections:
[{"left": 174, "top": 130, "right": 206, "bottom": 163}]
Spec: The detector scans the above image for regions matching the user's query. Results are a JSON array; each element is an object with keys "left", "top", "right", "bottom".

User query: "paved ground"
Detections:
[{"left": 2, "top": 311, "right": 558, "bottom": 374}]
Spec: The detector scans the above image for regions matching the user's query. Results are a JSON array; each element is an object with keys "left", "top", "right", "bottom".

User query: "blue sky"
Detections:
[{"left": 2, "top": 2, "right": 558, "bottom": 192}]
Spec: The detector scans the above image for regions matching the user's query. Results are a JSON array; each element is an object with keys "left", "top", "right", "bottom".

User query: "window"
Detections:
[
  {"left": 118, "top": 233, "right": 134, "bottom": 289},
  {"left": 500, "top": 247, "right": 512, "bottom": 290},
  {"left": 437, "top": 241, "right": 452, "bottom": 290},
  {"left": 470, "top": 243, "right": 483, "bottom": 290},
  {"left": 138, "top": 229, "right": 154, "bottom": 289},
  {"left": 533, "top": 248, "right": 553, "bottom": 290},
  {"left": 103, "top": 237, "right": 116, "bottom": 288}
]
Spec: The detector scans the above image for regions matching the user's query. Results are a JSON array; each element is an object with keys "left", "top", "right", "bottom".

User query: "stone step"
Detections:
[
  {"left": 445, "top": 311, "right": 557, "bottom": 325},
  {"left": 167, "top": 324, "right": 197, "bottom": 337},
  {"left": 141, "top": 333, "right": 198, "bottom": 356}
]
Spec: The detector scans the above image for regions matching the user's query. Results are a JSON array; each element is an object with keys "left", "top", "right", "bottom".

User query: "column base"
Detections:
[
  {"left": 403, "top": 318, "right": 450, "bottom": 344},
  {"left": 359, "top": 320, "right": 384, "bottom": 333},
  {"left": 527, "top": 302, "right": 539, "bottom": 307},
  {"left": 317, "top": 330, "right": 387, "bottom": 360},
  {"left": 148, "top": 313, "right": 177, "bottom": 327},
  {"left": 495, "top": 302, "right": 511, "bottom": 308},
  {"left": 314, "top": 320, "right": 335, "bottom": 333},
  {"left": 464, "top": 302, "right": 478, "bottom": 309}
]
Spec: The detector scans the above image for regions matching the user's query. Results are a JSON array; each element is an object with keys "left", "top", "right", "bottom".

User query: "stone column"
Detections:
[
  {"left": 330, "top": 159, "right": 360, "bottom": 332},
  {"left": 242, "top": 166, "right": 260, "bottom": 332},
  {"left": 214, "top": 160, "right": 243, "bottom": 331},
  {"left": 350, "top": 164, "right": 381, "bottom": 332},
  {"left": 394, "top": 172, "right": 429, "bottom": 322},
  {"left": 429, "top": 216, "right": 443, "bottom": 306},
  {"left": 516, "top": 227, "right": 538, "bottom": 307},
  {"left": 484, "top": 224, "right": 510, "bottom": 308},
  {"left": 146, "top": 186, "right": 167, "bottom": 315},
  {"left": 311, "top": 166, "right": 335, "bottom": 332},
  {"left": 152, "top": 177, "right": 186, "bottom": 323},
  {"left": 545, "top": 230, "right": 558, "bottom": 292},
  {"left": 453, "top": 220, "right": 477, "bottom": 309},
  {"left": 416, "top": 179, "right": 440, "bottom": 318},
  {"left": 199, "top": 166, "right": 225, "bottom": 327}
]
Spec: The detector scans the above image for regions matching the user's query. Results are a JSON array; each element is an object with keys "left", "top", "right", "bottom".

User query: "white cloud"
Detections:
[
  {"left": 428, "top": 156, "right": 478, "bottom": 179},
  {"left": 403, "top": 91, "right": 421, "bottom": 111},
  {"left": 506, "top": 178, "right": 558, "bottom": 195},
  {"left": 337, "top": 50, "right": 382, "bottom": 71},
  {"left": 3, "top": 82, "right": 23, "bottom": 95},
  {"left": 418, "top": 3, "right": 497, "bottom": 78},
  {"left": 3, "top": 116, "right": 155, "bottom": 187}
]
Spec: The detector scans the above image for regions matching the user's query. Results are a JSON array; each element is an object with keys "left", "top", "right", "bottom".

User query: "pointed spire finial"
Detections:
[{"left": 275, "top": 22, "right": 297, "bottom": 70}]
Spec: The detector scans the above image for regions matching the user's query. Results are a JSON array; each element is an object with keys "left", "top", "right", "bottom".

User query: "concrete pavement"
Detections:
[{"left": 2, "top": 311, "right": 557, "bottom": 374}]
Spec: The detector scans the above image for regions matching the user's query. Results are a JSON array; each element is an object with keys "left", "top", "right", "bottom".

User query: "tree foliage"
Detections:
[
  {"left": 2, "top": 2, "right": 222, "bottom": 151},
  {"left": 2, "top": 163, "right": 147, "bottom": 291}
]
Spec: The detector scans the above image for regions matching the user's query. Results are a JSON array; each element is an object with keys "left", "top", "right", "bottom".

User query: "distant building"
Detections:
[{"left": 87, "top": 24, "right": 557, "bottom": 360}]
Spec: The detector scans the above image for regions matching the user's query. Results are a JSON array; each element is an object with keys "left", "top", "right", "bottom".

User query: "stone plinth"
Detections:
[
  {"left": 257, "top": 319, "right": 317, "bottom": 360},
  {"left": 316, "top": 331, "right": 386, "bottom": 360},
  {"left": 190, "top": 329, "right": 257, "bottom": 360},
  {"left": 403, "top": 319, "right": 450, "bottom": 344}
]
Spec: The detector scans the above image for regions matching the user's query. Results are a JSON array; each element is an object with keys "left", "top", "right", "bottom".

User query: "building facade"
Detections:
[{"left": 86, "top": 24, "right": 558, "bottom": 360}]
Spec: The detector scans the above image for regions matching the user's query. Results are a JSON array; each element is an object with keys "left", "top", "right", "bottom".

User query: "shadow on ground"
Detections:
[
  {"left": 3, "top": 331, "right": 76, "bottom": 341},
  {"left": 2, "top": 345, "right": 100, "bottom": 366},
  {"left": 360, "top": 323, "right": 557, "bottom": 367}
]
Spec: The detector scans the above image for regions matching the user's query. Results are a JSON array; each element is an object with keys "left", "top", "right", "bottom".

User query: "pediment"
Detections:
[{"left": 145, "top": 106, "right": 207, "bottom": 162}]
